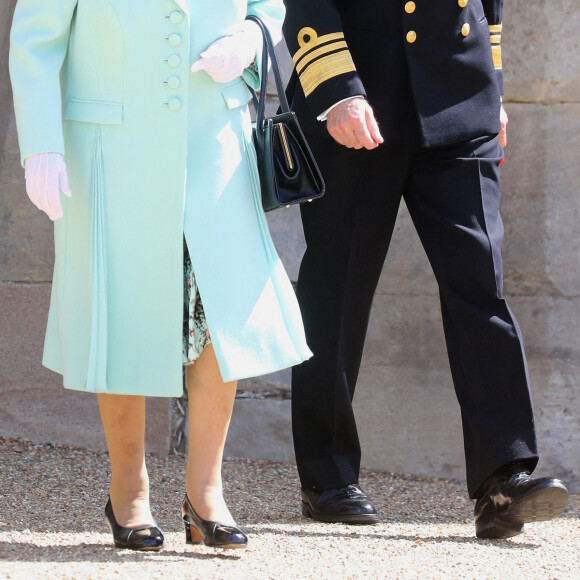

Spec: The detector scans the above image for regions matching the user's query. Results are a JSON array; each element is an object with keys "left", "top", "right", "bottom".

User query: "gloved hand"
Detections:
[
  {"left": 190, "top": 21, "right": 261, "bottom": 83},
  {"left": 24, "top": 152, "right": 72, "bottom": 221}
]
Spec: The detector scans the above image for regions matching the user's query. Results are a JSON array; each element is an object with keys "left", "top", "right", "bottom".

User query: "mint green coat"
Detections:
[{"left": 10, "top": 0, "right": 312, "bottom": 397}]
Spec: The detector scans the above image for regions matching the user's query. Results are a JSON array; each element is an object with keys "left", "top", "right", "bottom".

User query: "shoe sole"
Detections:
[
  {"left": 476, "top": 521, "right": 523, "bottom": 540},
  {"left": 186, "top": 538, "right": 247, "bottom": 550},
  {"left": 509, "top": 482, "right": 569, "bottom": 523},
  {"left": 475, "top": 481, "right": 569, "bottom": 539},
  {"left": 113, "top": 541, "right": 163, "bottom": 551},
  {"left": 302, "top": 502, "right": 380, "bottom": 524}
]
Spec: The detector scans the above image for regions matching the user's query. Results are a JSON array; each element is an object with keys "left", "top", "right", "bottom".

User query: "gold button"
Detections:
[
  {"left": 405, "top": 1, "right": 416, "bottom": 14},
  {"left": 461, "top": 23, "right": 471, "bottom": 37},
  {"left": 458, "top": 0, "right": 468, "bottom": 7},
  {"left": 406, "top": 30, "right": 417, "bottom": 43}
]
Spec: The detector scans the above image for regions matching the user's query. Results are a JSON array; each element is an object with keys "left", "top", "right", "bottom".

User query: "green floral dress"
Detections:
[{"left": 183, "top": 245, "right": 211, "bottom": 366}]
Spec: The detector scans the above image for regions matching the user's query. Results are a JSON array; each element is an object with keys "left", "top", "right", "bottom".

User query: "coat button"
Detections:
[
  {"left": 461, "top": 23, "right": 471, "bottom": 37},
  {"left": 166, "top": 75, "right": 181, "bottom": 89},
  {"left": 458, "top": 0, "right": 469, "bottom": 6},
  {"left": 169, "top": 11, "right": 183, "bottom": 24},
  {"left": 405, "top": 2, "right": 416, "bottom": 14},
  {"left": 166, "top": 54, "right": 181, "bottom": 67},
  {"left": 406, "top": 30, "right": 417, "bottom": 43},
  {"left": 168, "top": 97, "right": 182, "bottom": 111},
  {"left": 168, "top": 33, "right": 182, "bottom": 47}
]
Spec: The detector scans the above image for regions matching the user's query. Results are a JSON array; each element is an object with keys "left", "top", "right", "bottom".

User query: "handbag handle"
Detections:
[{"left": 245, "top": 15, "right": 290, "bottom": 145}]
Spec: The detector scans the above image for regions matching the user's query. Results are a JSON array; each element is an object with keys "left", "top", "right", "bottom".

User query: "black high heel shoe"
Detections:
[
  {"left": 105, "top": 498, "right": 164, "bottom": 551},
  {"left": 181, "top": 494, "right": 247, "bottom": 550}
]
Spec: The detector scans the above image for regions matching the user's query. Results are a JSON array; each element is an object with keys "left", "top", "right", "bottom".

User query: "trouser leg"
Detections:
[
  {"left": 292, "top": 136, "right": 412, "bottom": 490},
  {"left": 404, "top": 135, "right": 538, "bottom": 498}
]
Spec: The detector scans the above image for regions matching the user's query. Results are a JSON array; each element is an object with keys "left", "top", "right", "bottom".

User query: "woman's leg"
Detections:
[
  {"left": 185, "top": 344, "right": 237, "bottom": 525},
  {"left": 98, "top": 394, "right": 154, "bottom": 527}
]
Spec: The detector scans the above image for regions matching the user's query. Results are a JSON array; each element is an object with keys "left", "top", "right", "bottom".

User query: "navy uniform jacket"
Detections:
[{"left": 283, "top": 0, "right": 504, "bottom": 147}]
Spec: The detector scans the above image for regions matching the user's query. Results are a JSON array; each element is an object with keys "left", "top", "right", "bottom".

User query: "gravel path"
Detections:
[{"left": 1, "top": 436, "right": 578, "bottom": 579}]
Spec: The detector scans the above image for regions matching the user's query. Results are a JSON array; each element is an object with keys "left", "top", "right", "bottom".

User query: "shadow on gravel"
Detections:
[
  {"left": 245, "top": 526, "right": 541, "bottom": 549},
  {"left": 0, "top": 543, "right": 242, "bottom": 563},
  {"left": 0, "top": 511, "right": 188, "bottom": 536}
]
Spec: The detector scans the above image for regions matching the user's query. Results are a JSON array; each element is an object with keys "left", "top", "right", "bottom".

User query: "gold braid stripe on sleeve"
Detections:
[
  {"left": 296, "top": 41, "right": 349, "bottom": 74},
  {"left": 489, "top": 24, "right": 502, "bottom": 70},
  {"left": 299, "top": 51, "right": 357, "bottom": 96}
]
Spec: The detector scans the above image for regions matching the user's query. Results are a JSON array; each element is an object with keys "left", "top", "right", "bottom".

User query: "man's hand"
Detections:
[
  {"left": 499, "top": 104, "right": 508, "bottom": 148},
  {"left": 326, "top": 97, "right": 384, "bottom": 150}
]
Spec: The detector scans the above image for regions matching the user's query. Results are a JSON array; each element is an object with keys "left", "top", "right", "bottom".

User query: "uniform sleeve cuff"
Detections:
[{"left": 317, "top": 96, "right": 365, "bottom": 121}]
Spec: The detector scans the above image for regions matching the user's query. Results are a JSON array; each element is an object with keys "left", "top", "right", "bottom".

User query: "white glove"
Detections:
[
  {"left": 24, "top": 152, "right": 72, "bottom": 221},
  {"left": 190, "top": 21, "right": 261, "bottom": 83}
]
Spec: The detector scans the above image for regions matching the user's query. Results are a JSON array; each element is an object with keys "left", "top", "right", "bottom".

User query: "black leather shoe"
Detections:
[
  {"left": 182, "top": 494, "right": 248, "bottom": 550},
  {"left": 105, "top": 498, "right": 164, "bottom": 551},
  {"left": 474, "top": 472, "right": 568, "bottom": 539},
  {"left": 301, "top": 484, "right": 380, "bottom": 524}
]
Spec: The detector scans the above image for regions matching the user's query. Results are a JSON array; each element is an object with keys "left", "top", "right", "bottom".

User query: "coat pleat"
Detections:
[{"left": 86, "top": 128, "right": 108, "bottom": 392}]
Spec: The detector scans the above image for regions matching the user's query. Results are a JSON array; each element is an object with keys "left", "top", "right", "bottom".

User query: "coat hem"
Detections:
[
  {"left": 41, "top": 362, "right": 184, "bottom": 398},
  {"left": 218, "top": 350, "right": 313, "bottom": 384}
]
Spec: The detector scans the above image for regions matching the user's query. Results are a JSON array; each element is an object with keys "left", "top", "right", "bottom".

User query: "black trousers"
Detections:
[{"left": 292, "top": 134, "right": 539, "bottom": 499}]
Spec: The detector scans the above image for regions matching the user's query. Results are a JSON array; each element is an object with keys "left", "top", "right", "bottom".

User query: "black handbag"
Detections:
[{"left": 246, "top": 15, "right": 325, "bottom": 212}]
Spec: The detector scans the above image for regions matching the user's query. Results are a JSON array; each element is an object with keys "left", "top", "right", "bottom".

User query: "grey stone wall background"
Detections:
[{"left": 1, "top": 0, "right": 579, "bottom": 492}]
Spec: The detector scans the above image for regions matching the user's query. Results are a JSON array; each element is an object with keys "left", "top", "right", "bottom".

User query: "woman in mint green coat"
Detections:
[{"left": 10, "top": 0, "right": 310, "bottom": 550}]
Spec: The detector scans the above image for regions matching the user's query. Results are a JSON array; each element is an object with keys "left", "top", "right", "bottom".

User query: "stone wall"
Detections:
[{"left": 1, "top": 1, "right": 579, "bottom": 492}]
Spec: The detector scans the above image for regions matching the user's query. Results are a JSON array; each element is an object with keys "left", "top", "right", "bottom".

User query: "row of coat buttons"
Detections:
[
  {"left": 164, "top": 10, "right": 185, "bottom": 111},
  {"left": 404, "top": 0, "right": 471, "bottom": 44}
]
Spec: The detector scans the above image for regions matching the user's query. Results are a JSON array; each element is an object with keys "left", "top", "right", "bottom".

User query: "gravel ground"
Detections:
[{"left": 0, "top": 436, "right": 578, "bottom": 579}]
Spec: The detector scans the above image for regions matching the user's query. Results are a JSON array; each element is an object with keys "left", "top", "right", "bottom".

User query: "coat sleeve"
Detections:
[
  {"left": 244, "top": 0, "right": 286, "bottom": 90},
  {"left": 282, "top": 0, "right": 366, "bottom": 118},
  {"left": 482, "top": 0, "right": 504, "bottom": 94},
  {"left": 9, "top": 0, "right": 78, "bottom": 166}
]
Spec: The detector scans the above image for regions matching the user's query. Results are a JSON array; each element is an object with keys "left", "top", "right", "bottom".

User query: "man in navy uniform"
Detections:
[{"left": 282, "top": 0, "right": 569, "bottom": 538}]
